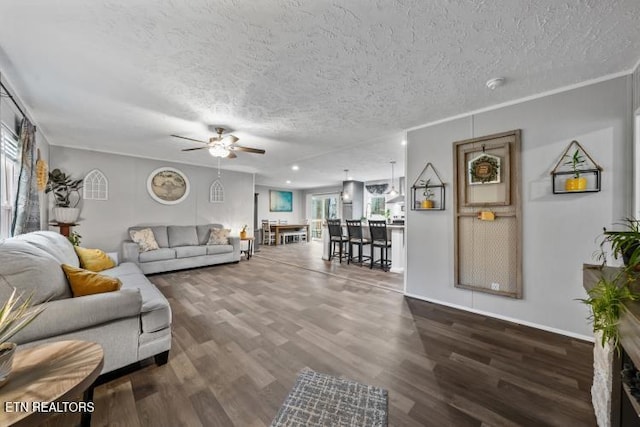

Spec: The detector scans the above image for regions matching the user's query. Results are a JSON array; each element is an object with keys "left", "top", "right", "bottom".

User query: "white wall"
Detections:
[
  {"left": 255, "top": 185, "right": 304, "bottom": 223},
  {"left": 406, "top": 76, "right": 633, "bottom": 338},
  {"left": 50, "top": 146, "right": 254, "bottom": 252}
]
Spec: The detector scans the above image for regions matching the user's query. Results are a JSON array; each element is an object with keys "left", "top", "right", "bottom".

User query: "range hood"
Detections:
[{"left": 387, "top": 177, "right": 405, "bottom": 204}]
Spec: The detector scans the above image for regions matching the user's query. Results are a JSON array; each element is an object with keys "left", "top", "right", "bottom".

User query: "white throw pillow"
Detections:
[
  {"left": 207, "top": 228, "right": 230, "bottom": 245},
  {"left": 130, "top": 228, "right": 160, "bottom": 252}
]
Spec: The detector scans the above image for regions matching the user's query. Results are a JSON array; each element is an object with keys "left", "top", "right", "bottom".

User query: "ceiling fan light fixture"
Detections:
[{"left": 209, "top": 145, "right": 230, "bottom": 158}]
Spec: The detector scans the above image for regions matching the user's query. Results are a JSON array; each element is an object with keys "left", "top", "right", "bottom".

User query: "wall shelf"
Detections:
[
  {"left": 410, "top": 162, "right": 446, "bottom": 211},
  {"left": 550, "top": 140, "right": 602, "bottom": 194}
]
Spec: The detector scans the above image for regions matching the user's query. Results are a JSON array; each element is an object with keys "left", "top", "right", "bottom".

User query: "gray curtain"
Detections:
[{"left": 11, "top": 118, "right": 40, "bottom": 235}]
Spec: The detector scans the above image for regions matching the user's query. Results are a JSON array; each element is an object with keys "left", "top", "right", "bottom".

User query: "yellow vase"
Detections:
[
  {"left": 240, "top": 231, "right": 247, "bottom": 239},
  {"left": 564, "top": 177, "right": 587, "bottom": 191},
  {"left": 421, "top": 200, "right": 434, "bottom": 209}
]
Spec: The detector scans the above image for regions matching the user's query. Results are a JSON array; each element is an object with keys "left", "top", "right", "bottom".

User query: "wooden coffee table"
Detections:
[{"left": 0, "top": 340, "right": 104, "bottom": 427}]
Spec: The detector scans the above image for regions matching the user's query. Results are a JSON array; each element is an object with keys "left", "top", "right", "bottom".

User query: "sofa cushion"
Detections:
[
  {"left": 119, "top": 274, "right": 171, "bottom": 333},
  {"left": 0, "top": 239, "right": 72, "bottom": 304},
  {"left": 130, "top": 228, "right": 159, "bottom": 252},
  {"left": 62, "top": 264, "right": 122, "bottom": 297},
  {"left": 100, "top": 262, "right": 143, "bottom": 278},
  {"left": 75, "top": 247, "right": 116, "bottom": 272},
  {"left": 196, "top": 224, "right": 224, "bottom": 245},
  {"left": 206, "top": 244, "right": 233, "bottom": 255},
  {"left": 175, "top": 246, "right": 207, "bottom": 258},
  {"left": 168, "top": 226, "right": 198, "bottom": 247},
  {"left": 207, "top": 228, "right": 230, "bottom": 245},
  {"left": 139, "top": 248, "right": 176, "bottom": 263},
  {"left": 15, "top": 230, "right": 79, "bottom": 267}
]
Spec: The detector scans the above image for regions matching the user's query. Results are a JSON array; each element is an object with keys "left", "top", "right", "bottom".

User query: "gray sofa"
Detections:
[
  {"left": 0, "top": 231, "right": 171, "bottom": 374},
  {"left": 122, "top": 224, "right": 240, "bottom": 274}
]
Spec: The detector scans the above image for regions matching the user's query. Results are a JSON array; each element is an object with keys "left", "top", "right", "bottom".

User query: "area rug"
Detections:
[{"left": 271, "top": 368, "right": 388, "bottom": 427}]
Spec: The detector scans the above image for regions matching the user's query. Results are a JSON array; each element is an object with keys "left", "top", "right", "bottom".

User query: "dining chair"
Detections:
[
  {"left": 262, "top": 219, "right": 275, "bottom": 245},
  {"left": 346, "top": 219, "right": 371, "bottom": 265},
  {"left": 368, "top": 220, "right": 391, "bottom": 271},
  {"left": 326, "top": 219, "right": 348, "bottom": 262}
]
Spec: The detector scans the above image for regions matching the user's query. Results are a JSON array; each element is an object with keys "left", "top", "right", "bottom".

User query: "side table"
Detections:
[
  {"left": 240, "top": 236, "right": 254, "bottom": 260},
  {"left": 0, "top": 340, "right": 104, "bottom": 427},
  {"left": 49, "top": 222, "right": 78, "bottom": 238}
]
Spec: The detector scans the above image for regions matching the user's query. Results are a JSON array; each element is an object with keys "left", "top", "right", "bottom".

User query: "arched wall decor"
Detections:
[
  {"left": 210, "top": 179, "right": 224, "bottom": 203},
  {"left": 83, "top": 169, "right": 109, "bottom": 200}
]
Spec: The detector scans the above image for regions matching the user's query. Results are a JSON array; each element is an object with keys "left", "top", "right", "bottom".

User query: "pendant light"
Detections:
[{"left": 387, "top": 161, "right": 398, "bottom": 196}]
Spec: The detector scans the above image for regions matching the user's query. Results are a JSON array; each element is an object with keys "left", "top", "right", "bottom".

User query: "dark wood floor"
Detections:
[
  {"left": 84, "top": 249, "right": 595, "bottom": 426},
  {"left": 255, "top": 239, "right": 405, "bottom": 292}
]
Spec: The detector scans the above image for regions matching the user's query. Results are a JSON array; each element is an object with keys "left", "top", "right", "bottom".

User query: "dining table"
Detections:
[{"left": 270, "top": 223, "right": 310, "bottom": 245}]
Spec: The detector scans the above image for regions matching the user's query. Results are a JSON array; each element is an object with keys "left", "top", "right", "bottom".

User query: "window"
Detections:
[
  {"left": 0, "top": 123, "right": 18, "bottom": 238},
  {"left": 370, "top": 196, "right": 386, "bottom": 216},
  {"left": 83, "top": 169, "right": 108, "bottom": 200}
]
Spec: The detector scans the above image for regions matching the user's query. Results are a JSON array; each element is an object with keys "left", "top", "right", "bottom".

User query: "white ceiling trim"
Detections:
[{"left": 405, "top": 69, "right": 633, "bottom": 134}]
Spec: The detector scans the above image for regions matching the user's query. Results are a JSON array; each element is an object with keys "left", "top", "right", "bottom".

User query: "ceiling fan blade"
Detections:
[
  {"left": 230, "top": 145, "right": 265, "bottom": 154},
  {"left": 171, "top": 134, "right": 208, "bottom": 144},
  {"left": 181, "top": 147, "right": 207, "bottom": 152},
  {"left": 227, "top": 151, "right": 238, "bottom": 159}
]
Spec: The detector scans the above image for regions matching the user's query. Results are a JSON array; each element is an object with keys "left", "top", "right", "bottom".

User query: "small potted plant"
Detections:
[
  {"left": 599, "top": 218, "right": 640, "bottom": 271},
  {"left": 563, "top": 149, "right": 587, "bottom": 191},
  {"left": 0, "top": 288, "right": 46, "bottom": 386},
  {"left": 45, "top": 168, "right": 83, "bottom": 223},
  {"left": 68, "top": 231, "right": 82, "bottom": 247},
  {"left": 240, "top": 225, "right": 248, "bottom": 239},
  {"left": 419, "top": 179, "right": 435, "bottom": 209}
]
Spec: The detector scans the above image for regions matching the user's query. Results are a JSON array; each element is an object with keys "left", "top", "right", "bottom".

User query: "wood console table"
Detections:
[{"left": 0, "top": 340, "right": 104, "bottom": 427}]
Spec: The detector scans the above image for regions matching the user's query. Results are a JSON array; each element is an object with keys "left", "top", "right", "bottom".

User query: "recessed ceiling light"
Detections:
[
  {"left": 401, "top": 139, "right": 407, "bottom": 146},
  {"left": 291, "top": 165, "right": 299, "bottom": 171},
  {"left": 486, "top": 77, "right": 506, "bottom": 90},
  {"left": 286, "top": 180, "right": 291, "bottom": 184}
]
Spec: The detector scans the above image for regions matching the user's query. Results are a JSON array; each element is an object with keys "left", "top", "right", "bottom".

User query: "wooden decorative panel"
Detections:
[{"left": 453, "top": 130, "right": 522, "bottom": 298}]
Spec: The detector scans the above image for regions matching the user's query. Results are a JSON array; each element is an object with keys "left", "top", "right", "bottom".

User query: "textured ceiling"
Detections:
[{"left": 0, "top": 0, "right": 639, "bottom": 188}]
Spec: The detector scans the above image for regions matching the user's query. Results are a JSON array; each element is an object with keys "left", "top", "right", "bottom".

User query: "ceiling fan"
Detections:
[{"left": 171, "top": 127, "right": 265, "bottom": 159}]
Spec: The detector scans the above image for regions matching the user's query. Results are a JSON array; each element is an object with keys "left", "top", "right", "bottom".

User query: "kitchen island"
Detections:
[{"left": 321, "top": 222, "right": 405, "bottom": 273}]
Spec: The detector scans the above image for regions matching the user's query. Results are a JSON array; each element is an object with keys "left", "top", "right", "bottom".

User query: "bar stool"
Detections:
[
  {"left": 346, "top": 219, "right": 371, "bottom": 265},
  {"left": 327, "top": 219, "right": 348, "bottom": 263},
  {"left": 368, "top": 220, "right": 391, "bottom": 271}
]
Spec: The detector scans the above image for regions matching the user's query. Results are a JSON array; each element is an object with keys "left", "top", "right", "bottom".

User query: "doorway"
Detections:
[{"left": 310, "top": 193, "right": 340, "bottom": 239}]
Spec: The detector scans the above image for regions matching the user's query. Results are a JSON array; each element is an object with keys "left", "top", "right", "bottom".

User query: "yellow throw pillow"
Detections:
[
  {"left": 61, "top": 264, "right": 122, "bottom": 298},
  {"left": 207, "top": 228, "right": 230, "bottom": 245},
  {"left": 74, "top": 246, "right": 116, "bottom": 272}
]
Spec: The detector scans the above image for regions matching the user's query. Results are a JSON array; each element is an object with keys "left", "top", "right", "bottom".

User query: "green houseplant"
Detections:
[
  {"left": 45, "top": 168, "right": 83, "bottom": 223},
  {"left": 599, "top": 218, "right": 640, "bottom": 271},
  {"left": 563, "top": 149, "right": 587, "bottom": 191},
  {"left": 0, "top": 288, "right": 46, "bottom": 385},
  {"left": 580, "top": 272, "right": 638, "bottom": 349}
]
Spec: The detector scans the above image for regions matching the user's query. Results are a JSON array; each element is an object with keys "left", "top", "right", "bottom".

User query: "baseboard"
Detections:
[{"left": 404, "top": 292, "right": 594, "bottom": 342}]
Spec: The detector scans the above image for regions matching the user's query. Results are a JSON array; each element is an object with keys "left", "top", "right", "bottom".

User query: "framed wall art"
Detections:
[
  {"left": 147, "top": 167, "right": 190, "bottom": 205},
  {"left": 270, "top": 190, "right": 293, "bottom": 212}
]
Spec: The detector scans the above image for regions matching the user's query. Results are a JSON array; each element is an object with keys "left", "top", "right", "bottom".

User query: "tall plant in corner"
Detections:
[{"left": 45, "top": 168, "right": 83, "bottom": 224}]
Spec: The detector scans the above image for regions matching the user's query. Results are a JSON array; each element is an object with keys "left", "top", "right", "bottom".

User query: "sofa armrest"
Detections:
[
  {"left": 13, "top": 289, "right": 143, "bottom": 344},
  {"left": 122, "top": 241, "right": 140, "bottom": 263},
  {"left": 228, "top": 236, "right": 241, "bottom": 259}
]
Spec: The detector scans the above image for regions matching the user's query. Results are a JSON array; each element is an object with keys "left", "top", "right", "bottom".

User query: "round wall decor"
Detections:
[{"left": 147, "top": 167, "right": 190, "bottom": 205}]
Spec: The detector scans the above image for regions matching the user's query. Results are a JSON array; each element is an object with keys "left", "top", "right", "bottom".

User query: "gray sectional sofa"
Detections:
[
  {"left": 0, "top": 231, "right": 171, "bottom": 374},
  {"left": 122, "top": 224, "right": 240, "bottom": 274}
]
